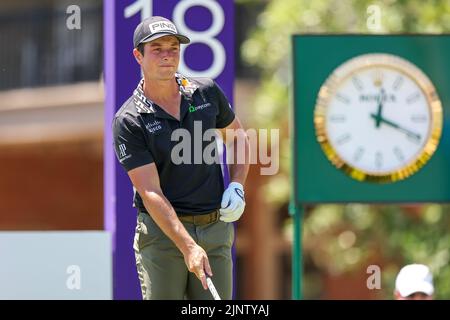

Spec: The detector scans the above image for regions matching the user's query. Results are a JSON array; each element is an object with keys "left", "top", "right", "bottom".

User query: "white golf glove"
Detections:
[{"left": 219, "top": 182, "right": 246, "bottom": 222}]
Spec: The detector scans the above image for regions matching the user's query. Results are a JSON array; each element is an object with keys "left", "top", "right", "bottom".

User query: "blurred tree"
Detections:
[{"left": 240, "top": 0, "right": 450, "bottom": 299}]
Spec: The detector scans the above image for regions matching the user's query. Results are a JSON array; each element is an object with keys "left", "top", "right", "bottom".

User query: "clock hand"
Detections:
[
  {"left": 370, "top": 113, "right": 421, "bottom": 141},
  {"left": 373, "top": 88, "right": 385, "bottom": 128},
  {"left": 373, "top": 101, "right": 382, "bottom": 128}
]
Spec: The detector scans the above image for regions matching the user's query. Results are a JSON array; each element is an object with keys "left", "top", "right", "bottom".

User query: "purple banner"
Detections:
[{"left": 104, "top": 0, "right": 234, "bottom": 299}]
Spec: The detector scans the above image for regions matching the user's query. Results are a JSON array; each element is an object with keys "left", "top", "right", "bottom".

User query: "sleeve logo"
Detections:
[{"left": 119, "top": 144, "right": 127, "bottom": 158}]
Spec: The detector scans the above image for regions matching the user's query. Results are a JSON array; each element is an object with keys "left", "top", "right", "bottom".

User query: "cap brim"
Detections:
[
  {"left": 139, "top": 33, "right": 190, "bottom": 46},
  {"left": 398, "top": 281, "right": 434, "bottom": 297}
]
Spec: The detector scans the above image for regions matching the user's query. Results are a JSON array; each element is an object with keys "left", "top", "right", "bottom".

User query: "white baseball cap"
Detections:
[{"left": 395, "top": 264, "right": 434, "bottom": 297}]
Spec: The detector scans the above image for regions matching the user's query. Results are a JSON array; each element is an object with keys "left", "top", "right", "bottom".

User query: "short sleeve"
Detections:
[
  {"left": 213, "top": 82, "right": 235, "bottom": 128},
  {"left": 113, "top": 116, "right": 154, "bottom": 171}
]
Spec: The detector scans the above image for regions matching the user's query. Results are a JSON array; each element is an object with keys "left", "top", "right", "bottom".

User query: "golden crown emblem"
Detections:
[{"left": 373, "top": 69, "right": 384, "bottom": 87}]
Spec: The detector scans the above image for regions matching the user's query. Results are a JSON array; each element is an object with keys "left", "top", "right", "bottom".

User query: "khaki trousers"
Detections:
[{"left": 134, "top": 211, "right": 234, "bottom": 300}]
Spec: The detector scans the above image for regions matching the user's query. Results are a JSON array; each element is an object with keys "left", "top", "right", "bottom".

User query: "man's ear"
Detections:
[{"left": 133, "top": 48, "right": 143, "bottom": 65}]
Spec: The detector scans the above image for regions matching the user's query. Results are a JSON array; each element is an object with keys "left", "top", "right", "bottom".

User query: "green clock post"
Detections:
[{"left": 291, "top": 35, "right": 450, "bottom": 300}]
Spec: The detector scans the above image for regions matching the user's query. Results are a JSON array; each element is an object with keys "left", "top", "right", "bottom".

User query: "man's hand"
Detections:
[
  {"left": 184, "top": 244, "right": 213, "bottom": 290},
  {"left": 219, "top": 182, "right": 245, "bottom": 222}
]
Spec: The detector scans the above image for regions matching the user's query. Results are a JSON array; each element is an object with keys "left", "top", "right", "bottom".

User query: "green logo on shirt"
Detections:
[{"left": 189, "top": 103, "right": 211, "bottom": 113}]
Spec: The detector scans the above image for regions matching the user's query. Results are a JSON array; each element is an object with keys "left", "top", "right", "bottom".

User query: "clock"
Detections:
[{"left": 314, "top": 53, "right": 443, "bottom": 183}]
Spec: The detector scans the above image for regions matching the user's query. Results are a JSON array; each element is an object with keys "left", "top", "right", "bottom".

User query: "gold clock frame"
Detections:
[{"left": 314, "top": 53, "right": 443, "bottom": 183}]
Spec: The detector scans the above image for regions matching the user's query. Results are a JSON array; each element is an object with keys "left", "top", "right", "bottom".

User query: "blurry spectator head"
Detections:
[{"left": 394, "top": 264, "right": 434, "bottom": 300}]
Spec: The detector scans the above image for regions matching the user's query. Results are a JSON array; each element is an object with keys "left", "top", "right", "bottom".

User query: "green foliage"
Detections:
[
  {"left": 242, "top": 0, "right": 450, "bottom": 299},
  {"left": 300, "top": 204, "right": 450, "bottom": 299}
]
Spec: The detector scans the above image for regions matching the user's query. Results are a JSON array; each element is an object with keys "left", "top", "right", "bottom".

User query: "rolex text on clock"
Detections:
[{"left": 314, "top": 53, "right": 443, "bottom": 183}]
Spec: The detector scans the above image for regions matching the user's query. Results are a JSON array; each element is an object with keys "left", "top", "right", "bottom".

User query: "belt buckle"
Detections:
[
  {"left": 179, "top": 210, "right": 219, "bottom": 225},
  {"left": 197, "top": 210, "right": 218, "bottom": 225},
  {"left": 212, "top": 210, "right": 219, "bottom": 223},
  {"left": 204, "top": 210, "right": 219, "bottom": 225}
]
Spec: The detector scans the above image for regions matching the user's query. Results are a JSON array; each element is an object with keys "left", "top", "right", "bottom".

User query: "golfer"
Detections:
[{"left": 113, "top": 16, "right": 249, "bottom": 300}]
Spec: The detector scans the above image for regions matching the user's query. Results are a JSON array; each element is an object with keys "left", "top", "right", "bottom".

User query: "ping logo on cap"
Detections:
[{"left": 149, "top": 21, "right": 177, "bottom": 34}]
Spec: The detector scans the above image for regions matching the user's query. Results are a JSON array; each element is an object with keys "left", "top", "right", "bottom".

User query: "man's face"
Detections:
[
  {"left": 394, "top": 290, "right": 433, "bottom": 300},
  {"left": 135, "top": 35, "right": 180, "bottom": 81}
]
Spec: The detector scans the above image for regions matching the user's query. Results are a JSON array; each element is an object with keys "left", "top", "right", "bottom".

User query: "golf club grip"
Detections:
[{"left": 206, "top": 277, "right": 221, "bottom": 300}]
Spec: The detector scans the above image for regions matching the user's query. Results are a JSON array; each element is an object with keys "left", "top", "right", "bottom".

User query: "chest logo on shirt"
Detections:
[
  {"left": 146, "top": 120, "right": 163, "bottom": 134},
  {"left": 189, "top": 102, "right": 211, "bottom": 113}
]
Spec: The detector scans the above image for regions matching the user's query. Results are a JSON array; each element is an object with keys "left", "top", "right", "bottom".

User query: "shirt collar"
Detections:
[
  {"left": 133, "top": 79, "right": 155, "bottom": 114},
  {"left": 133, "top": 73, "right": 199, "bottom": 114}
]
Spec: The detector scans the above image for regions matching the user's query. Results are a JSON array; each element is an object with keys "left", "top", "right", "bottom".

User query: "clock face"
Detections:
[{"left": 314, "top": 54, "right": 443, "bottom": 183}]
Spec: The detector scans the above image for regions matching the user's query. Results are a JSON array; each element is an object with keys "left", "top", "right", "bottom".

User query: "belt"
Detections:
[{"left": 178, "top": 210, "right": 220, "bottom": 226}]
